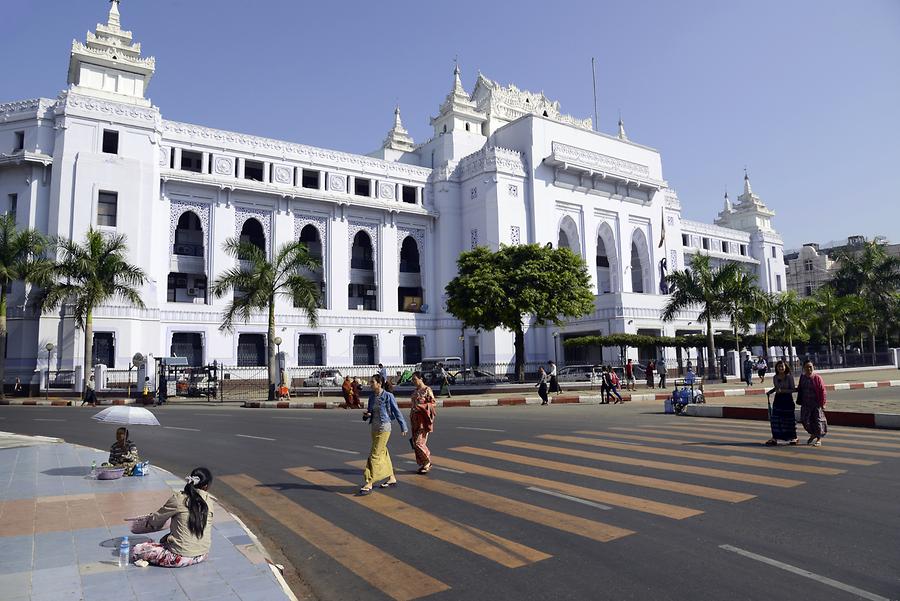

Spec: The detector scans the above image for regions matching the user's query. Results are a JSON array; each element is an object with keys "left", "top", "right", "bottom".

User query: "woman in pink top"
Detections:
[{"left": 797, "top": 360, "right": 827, "bottom": 446}]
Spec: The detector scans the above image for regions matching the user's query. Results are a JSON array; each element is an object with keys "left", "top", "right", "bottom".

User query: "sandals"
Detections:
[
  {"left": 357, "top": 487, "right": 373, "bottom": 496},
  {"left": 379, "top": 480, "right": 399, "bottom": 488},
  {"left": 811, "top": 439, "right": 822, "bottom": 447},
  {"left": 764, "top": 439, "right": 777, "bottom": 446},
  {"left": 418, "top": 464, "right": 431, "bottom": 474}
]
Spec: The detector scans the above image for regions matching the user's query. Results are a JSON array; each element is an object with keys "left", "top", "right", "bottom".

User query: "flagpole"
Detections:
[{"left": 591, "top": 57, "right": 599, "bottom": 132}]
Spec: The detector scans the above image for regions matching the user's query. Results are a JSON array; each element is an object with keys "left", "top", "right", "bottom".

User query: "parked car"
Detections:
[
  {"left": 449, "top": 368, "right": 509, "bottom": 385},
  {"left": 556, "top": 365, "right": 599, "bottom": 382},
  {"left": 189, "top": 375, "right": 218, "bottom": 397},
  {"left": 302, "top": 369, "right": 343, "bottom": 387},
  {"left": 417, "top": 357, "right": 463, "bottom": 386}
]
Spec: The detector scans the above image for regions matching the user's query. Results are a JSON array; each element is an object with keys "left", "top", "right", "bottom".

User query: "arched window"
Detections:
[
  {"left": 349, "top": 231, "right": 376, "bottom": 310},
  {"left": 630, "top": 229, "right": 651, "bottom": 294},
  {"left": 350, "top": 231, "right": 373, "bottom": 270},
  {"left": 596, "top": 223, "right": 618, "bottom": 294},
  {"left": 596, "top": 237, "right": 611, "bottom": 294},
  {"left": 174, "top": 211, "right": 203, "bottom": 256},
  {"left": 398, "top": 236, "right": 423, "bottom": 312},
  {"left": 631, "top": 242, "right": 644, "bottom": 293},
  {"left": 239, "top": 218, "right": 265, "bottom": 255},
  {"left": 399, "top": 237, "right": 420, "bottom": 273},
  {"left": 558, "top": 229, "right": 570, "bottom": 250},
  {"left": 557, "top": 215, "right": 581, "bottom": 256},
  {"left": 299, "top": 224, "right": 322, "bottom": 261}
]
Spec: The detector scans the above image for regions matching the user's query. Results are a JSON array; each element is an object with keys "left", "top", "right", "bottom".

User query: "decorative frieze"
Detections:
[
  {"left": 456, "top": 146, "right": 528, "bottom": 180},
  {"left": 273, "top": 165, "right": 293, "bottom": 185},
  {"left": 551, "top": 142, "right": 651, "bottom": 180},
  {"left": 169, "top": 198, "right": 211, "bottom": 251},
  {"left": 213, "top": 156, "right": 234, "bottom": 176},
  {"left": 510, "top": 225, "right": 521, "bottom": 245},
  {"left": 378, "top": 182, "right": 395, "bottom": 200},
  {"left": 328, "top": 173, "right": 346, "bottom": 193},
  {"left": 56, "top": 92, "right": 159, "bottom": 124}
]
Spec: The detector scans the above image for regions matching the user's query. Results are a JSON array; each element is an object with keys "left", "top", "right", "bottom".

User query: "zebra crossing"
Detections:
[{"left": 219, "top": 420, "right": 899, "bottom": 601}]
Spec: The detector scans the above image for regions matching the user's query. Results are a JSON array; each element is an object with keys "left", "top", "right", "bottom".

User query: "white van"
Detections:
[{"left": 416, "top": 357, "right": 463, "bottom": 384}]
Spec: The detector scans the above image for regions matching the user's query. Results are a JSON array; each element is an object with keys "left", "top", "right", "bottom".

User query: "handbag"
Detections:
[{"left": 126, "top": 514, "right": 166, "bottom": 534}]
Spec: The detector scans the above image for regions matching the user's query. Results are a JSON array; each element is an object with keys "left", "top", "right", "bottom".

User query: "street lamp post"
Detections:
[
  {"left": 459, "top": 330, "right": 466, "bottom": 383},
  {"left": 273, "top": 336, "right": 283, "bottom": 399},
  {"left": 552, "top": 332, "right": 559, "bottom": 365},
  {"left": 44, "top": 343, "right": 54, "bottom": 401}
]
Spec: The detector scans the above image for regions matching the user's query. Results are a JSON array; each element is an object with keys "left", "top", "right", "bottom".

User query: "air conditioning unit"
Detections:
[{"left": 187, "top": 288, "right": 196, "bottom": 296}]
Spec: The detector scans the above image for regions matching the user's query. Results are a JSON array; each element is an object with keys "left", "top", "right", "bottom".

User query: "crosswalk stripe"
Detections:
[
  {"left": 220, "top": 473, "right": 450, "bottom": 601},
  {"left": 284, "top": 466, "right": 550, "bottom": 568},
  {"left": 396, "top": 453, "right": 702, "bottom": 519},
  {"left": 608, "top": 428, "right": 879, "bottom": 466},
  {"left": 643, "top": 425, "right": 900, "bottom": 457},
  {"left": 495, "top": 440, "right": 804, "bottom": 488},
  {"left": 667, "top": 420, "right": 900, "bottom": 444},
  {"left": 558, "top": 434, "right": 845, "bottom": 475},
  {"left": 345, "top": 460, "right": 633, "bottom": 542},
  {"left": 450, "top": 446, "right": 754, "bottom": 503}
]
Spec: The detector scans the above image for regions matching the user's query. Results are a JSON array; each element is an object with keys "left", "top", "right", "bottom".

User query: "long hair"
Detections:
[{"left": 183, "top": 467, "right": 212, "bottom": 538}]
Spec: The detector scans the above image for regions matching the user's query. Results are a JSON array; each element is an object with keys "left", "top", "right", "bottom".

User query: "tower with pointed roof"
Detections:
[
  {"left": 67, "top": 0, "right": 156, "bottom": 106},
  {"left": 716, "top": 171, "right": 776, "bottom": 233}
]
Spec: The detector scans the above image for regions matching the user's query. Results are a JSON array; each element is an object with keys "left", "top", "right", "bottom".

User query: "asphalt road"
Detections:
[{"left": 2, "top": 399, "right": 899, "bottom": 601}]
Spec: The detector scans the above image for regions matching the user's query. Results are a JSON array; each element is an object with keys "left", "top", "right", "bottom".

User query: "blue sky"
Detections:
[{"left": 3, "top": 0, "right": 898, "bottom": 248}]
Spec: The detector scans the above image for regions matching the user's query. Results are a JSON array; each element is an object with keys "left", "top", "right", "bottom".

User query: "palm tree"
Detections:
[
  {"left": 721, "top": 270, "right": 757, "bottom": 356},
  {"left": 0, "top": 214, "right": 53, "bottom": 398},
  {"left": 771, "top": 291, "right": 815, "bottom": 367},
  {"left": 662, "top": 254, "right": 743, "bottom": 379},
  {"left": 40, "top": 229, "right": 147, "bottom": 394},
  {"left": 211, "top": 239, "right": 320, "bottom": 400},
  {"left": 749, "top": 289, "right": 779, "bottom": 360},
  {"left": 813, "top": 287, "right": 850, "bottom": 367}
]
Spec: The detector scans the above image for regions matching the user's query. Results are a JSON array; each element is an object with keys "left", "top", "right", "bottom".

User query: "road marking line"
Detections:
[
  {"left": 270, "top": 416, "right": 313, "bottom": 420},
  {"left": 456, "top": 426, "right": 506, "bottom": 432},
  {"left": 607, "top": 428, "right": 880, "bottom": 466},
  {"left": 526, "top": 487, "right": 612, "bottom": 510},
  {"left": 396, "top": 453, "right": 701, "bottom": 519},
  {"left": 678, "top": 419, "right": 900, "bottom": 441},
  {"left": 314, "top": 445, "right": 359, "bottom": 455},
  {"left": 719, "top": 544, "right": 891, "bottom": 601},
  {"left": 221, "top": 473, "right": 449, "bottom": 601},
  {"left": 33, "top": 418, "right": 65, "bottom": 422},
  {"left": 194, "top": 413, "right": 234, "bottom": 417},
  {"left": 164, "top": 426, "right": 200, "bottom": 431},
  {"left": 560, "top": 433, "right": 845, "bottom": 475},
  {"left": 497, "top": 440, "right": 803, "bottom": 487},
  {"left": 286, "top": 467, "right": 550, "bottom": 568},
  {"left": 451, "top": 446, "right": 753, "bottom": 503},
  {"left": 403, "top": 460, "right": 466, "bottom": 474},
  {"left": 661, "top": 422, "right": 900, "bottom": 450},
  {"left": 346, "top": 460, "right": 632, "bottom": 543},
  {"left": 235, "top": 434, "right": 276, "bottom": 441},
  {"left": 644, "top": 425, "right": 900, "bottom": 458}
]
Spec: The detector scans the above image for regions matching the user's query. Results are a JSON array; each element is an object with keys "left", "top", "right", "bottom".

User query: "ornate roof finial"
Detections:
[
  {"left": 743, "top": 167, "right": 752, "bottom": 195},
  {"left": 107, "top": 0, "right": 121, "bottom": 30},
  {"left": 724, "top": 189, "right": 732, "bottom": 212},
  {"left": 617, "top": 110, "right": 628, "bottom": 141},
  {"left": 382, "top": 105, "right": 415, "bottom": 152}
]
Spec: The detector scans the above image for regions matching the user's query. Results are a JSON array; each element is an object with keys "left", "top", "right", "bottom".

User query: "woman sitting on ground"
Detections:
[
  {"left": 107, "top": 427, "right": 141, "bottom": 476},
  {"left": 132, "top": 468, "right": 214, "bottom": 568}
]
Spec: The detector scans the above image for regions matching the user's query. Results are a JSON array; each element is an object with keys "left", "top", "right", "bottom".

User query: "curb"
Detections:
[
  {"left": 244, "top": 394, "right": 607, "bottom": 409},
  {"left": 0, "top": 398, "right": 136, "bottom": 406},
  {"left": 683, "top": 404, "right": 900, "bottom": 430}
]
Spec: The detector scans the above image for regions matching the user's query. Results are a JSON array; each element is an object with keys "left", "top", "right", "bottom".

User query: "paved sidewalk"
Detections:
[{"left": 0, "top": 433, "right": 295, "bottom": 601}]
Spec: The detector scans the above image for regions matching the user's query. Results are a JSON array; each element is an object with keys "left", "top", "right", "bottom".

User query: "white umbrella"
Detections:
[{"left": 91, "top": 406, "right": 161, "bottom": 426}]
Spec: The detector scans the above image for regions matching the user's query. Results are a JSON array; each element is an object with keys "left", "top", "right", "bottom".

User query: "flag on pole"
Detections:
[{"left": 658, "top": 206, "right": 666, "bottom": 248}]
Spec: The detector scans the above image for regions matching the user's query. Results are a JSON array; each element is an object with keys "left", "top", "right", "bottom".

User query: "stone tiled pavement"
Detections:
[{"left": 0, "top": 436, "right": 295, "bottom": 601}]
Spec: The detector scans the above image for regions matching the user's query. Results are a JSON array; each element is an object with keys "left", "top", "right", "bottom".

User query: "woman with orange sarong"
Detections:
[{"left": 410, "top": 371, "right": 436, "bottom": 473}]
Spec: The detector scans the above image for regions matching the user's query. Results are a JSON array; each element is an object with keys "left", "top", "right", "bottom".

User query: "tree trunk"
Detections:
[
  {"left": 0, "top": 289, "right": 6, "bottom": 400},
  {"left": 841, "top": 332, "right": 846, "bottom": 366},
  {"left": 514, "top": 326, "right": 525, "bottom": 383},
  {"left": 83, "top": 310, "right": 93, "bottom": 397},
  {"left": 788, "top": 335, "right": 794, "bottom": 369},
  {"left": 267, "top": 296, "right": 277, "bottom": 401},
  {"left": 763, "top": 322, "right": 770, "bottom": 360},
  {"left": 827, "top": 325, "right": 833, "bottom": 369},
  {"left": 870, "top": 324, "right": 877, "bottom": 365},
  {"left": 705, "top": 314, "right": 717, "bottom": 380}
]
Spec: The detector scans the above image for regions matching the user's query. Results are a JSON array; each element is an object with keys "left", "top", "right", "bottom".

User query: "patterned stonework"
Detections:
[
  {"left": 396, "top": 226, "right": 425, "bottom": 261},
  {"left": 235, "top": 207, "right": 272, "bottom": 251},
  {"left": 551, "top": 142, "right": 652, "bottom": 180},
  {"left": 510, "top": 225, "right": 521, "bottom": 245},
  {"left": 273, "top": 165, "right": 293, "bottom": 185},
  {"left": 470, "top": 229, "right": 479, "bottom": 249},
  {"left": 158, "top": 148, "right": 168, "bottom": 167},
  {"left": 169, "top": 199, "right": 210, "bottom": 250},
  {"left": 58, "top": 92, "right": 159, "bottom": 124},
  {"left": 508, "top": 184, "right": 518, "bottom": 197},
  {"left": 670, "top": 249, "right": 678, "bottom": 270},
  {"left": 294, "top": 214, "right": 328, "bottom": 250},
  {"left": 470, "top": 187, "right": 477, "bottom": 200},
  {"left": 328, "top": 174, "right": 346, "bottom": 193},
  {"left": 378, "top": 182, "right": 395, "bottom": 200},
  {"left": 348, "top": 220, "right": 379, "bottom": 271},
  {"left": 214, "top": 156, "right": 234, "bottom": 176}
]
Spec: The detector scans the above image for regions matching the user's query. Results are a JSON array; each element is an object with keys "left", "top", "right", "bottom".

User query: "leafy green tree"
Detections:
[
  {"left": 0, "top": 214, "right": 52, "bottom": 398},
  {"left": 40, "top": 229, "right": 147, "bottom": 393},
  {"left": 812, "top": 287, "right": 851, "bottom": 365},
  {"left": 770, "top": 291, "right": 815, "bottom": 365},
  {"left": 211, "top": 239, "right": 320, "bottom": 399},
  {"left": 749, "top": 289, "right": 780, "bottom": 360},
  {"left": 445, "top": 244, "right": 594, "bottom": 382},
  {"left": 662, "top": 254, "right": 743, "bottom": 378}
]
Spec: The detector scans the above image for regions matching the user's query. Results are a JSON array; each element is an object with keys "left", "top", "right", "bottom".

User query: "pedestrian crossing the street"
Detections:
[{"left": 219, "top": 419, "right": 897, "bottom": 600}]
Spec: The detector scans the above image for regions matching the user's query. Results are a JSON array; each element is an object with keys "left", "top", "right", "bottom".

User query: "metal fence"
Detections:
[{"left": 47, "top": 370, "right": 76, "bottom": 390}]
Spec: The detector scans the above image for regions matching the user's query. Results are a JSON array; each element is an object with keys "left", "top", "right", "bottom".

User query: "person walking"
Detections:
[
  {"left": 756, "top": 357, "right": 768, "bottom": 384},
  {"left": 645, "top": 360, "right": 655, "bottom": 389},
  {"left": 797, "top": 360, "right": 827, "bottom": 446},
  {"left": 536, "top": 366, "right": 550, "bottom": 405},
  {"left": 624, "top": 359, "right": 636, "bottom": 391},
  {"left": 607, "top": 366, "right": 623, "bottom": 403},
  {"left": 351, "top": 377, "right": 363, "bottom": 409},
  {"left": 341, "top": 376, "right": 354, "bottom": 409},
  {"left": 409, "top": 372, "right": 436, "bottom": 473},
  {"left": 359, "top": 374, "right": 408, "bottom": 495},
  {"left": 765, "top": 360, "right": 798, "bottom": 446},
  {"left": 743, "top": 356, "right": 754, "bottom": 387},
  {"left": 13, "top": 377, "right": 22, "bottom": 396},
  {"left": 548, "top": 360, "right": 562, "bottom": 397},
  {"left": 82, "top": 374, "right": 98, "bottom": 406},
  {"left": 438, "top": 363, "right": 452, "bottom": 398},
  {"left": 656, "top": 357, "right": 667, "bottom": 389},
  {"left": 378, "top": 363, "right": 388, "bottom": 385}
]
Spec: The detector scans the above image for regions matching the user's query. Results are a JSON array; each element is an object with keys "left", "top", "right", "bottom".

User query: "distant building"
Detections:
[{"left": 784, "top": 235, "right": 898, "bottom": 297}]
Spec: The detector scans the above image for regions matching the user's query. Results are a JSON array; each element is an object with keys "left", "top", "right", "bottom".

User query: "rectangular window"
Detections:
[
  {"left": 739, "top": 244, "right": 747, "bottom": 256},
  {"left": 681, "top": 234, "right": 689, "bottom": 247},
  {"left": 180, "top": 150, "right": 203, "bottom": 173},
  {"left": 97, "top": 191, "right": 117, "bottom": 227},
  {"left": 301, "top": 169, "right": 320, "bottom": 189},
  {"left": 354, "top": 178, "right": 371, "bottom": 197},
  {"left": 102, "top": 130, "right": 119, "bottom": 154},
  {"left": 805, "top": 285, "right": 813, "bottom": 296},
  {"left": 804, "top": 259, "right": 813, "bottom": 272},
  {"left": 776, "top": 274, "right": 782, "bottom": 292},
  {"left": 721, "top": 240, "right": 729, "bottom": 253},
  {"left": 13, "top": 131, "right": 24, "bottom": 151},
  {"left": 702, "top": 237, "right": 710, "bottom": 250},
  {"left": 771, "top": 246, "right": 777, "bottom": 258},
  {"left": 244, "top": 160, "right": 264, "bottom": 182},
  {"left": 402, "top": 185, "right": 417, "bottom": 204},
  {"left": 7, "top": 194, "right": 17, "bottom": 219}
]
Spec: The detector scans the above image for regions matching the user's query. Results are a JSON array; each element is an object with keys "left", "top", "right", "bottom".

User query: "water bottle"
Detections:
[
  {"left": 118, "top": 536, "right": 130, "bottom": 568},
  {"left": 90, "top": 460, "right": 96, "bottom": 478}
]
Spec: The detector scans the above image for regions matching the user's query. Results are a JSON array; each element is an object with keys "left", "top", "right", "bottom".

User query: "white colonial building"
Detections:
[{"left": 0, "top": 2, "right": 786, "bottom": 384}]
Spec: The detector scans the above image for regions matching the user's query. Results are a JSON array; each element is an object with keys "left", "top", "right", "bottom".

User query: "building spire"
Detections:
[
  {"left": 382, "top": 105, "right": 415, "bottom": 152},
  {"left": 724, "top": 190, "right": 732, "bottom": 212},
  {"left": 107, "top": 0, "right": 121, "bottom": 30},
  {"left": 743, "top": 167, "right": 752, "bottom": 195},
  {"left": 617, "top": 111, "right": 628, "bottom": 141}
]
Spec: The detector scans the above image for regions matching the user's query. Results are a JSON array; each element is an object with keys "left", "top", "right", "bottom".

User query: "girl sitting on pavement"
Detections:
[
  {"left": 106, "top": 427, "right": 141, "bottom": 476},
  {"left": 131, "top": 467, "right": 214, "bottom": 567}
]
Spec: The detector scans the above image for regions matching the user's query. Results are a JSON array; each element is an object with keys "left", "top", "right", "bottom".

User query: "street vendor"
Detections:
[{"left": 106, "top": 426, "right": 141, "bottom": 476}]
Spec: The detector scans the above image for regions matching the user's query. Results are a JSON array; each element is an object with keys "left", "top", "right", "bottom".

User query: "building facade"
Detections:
[
  {"left": 0, "top": 2, "right": 787, "bottom": 382},
  {"left": 784, "top": 235, "right": 898, "bottom": 297}
]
